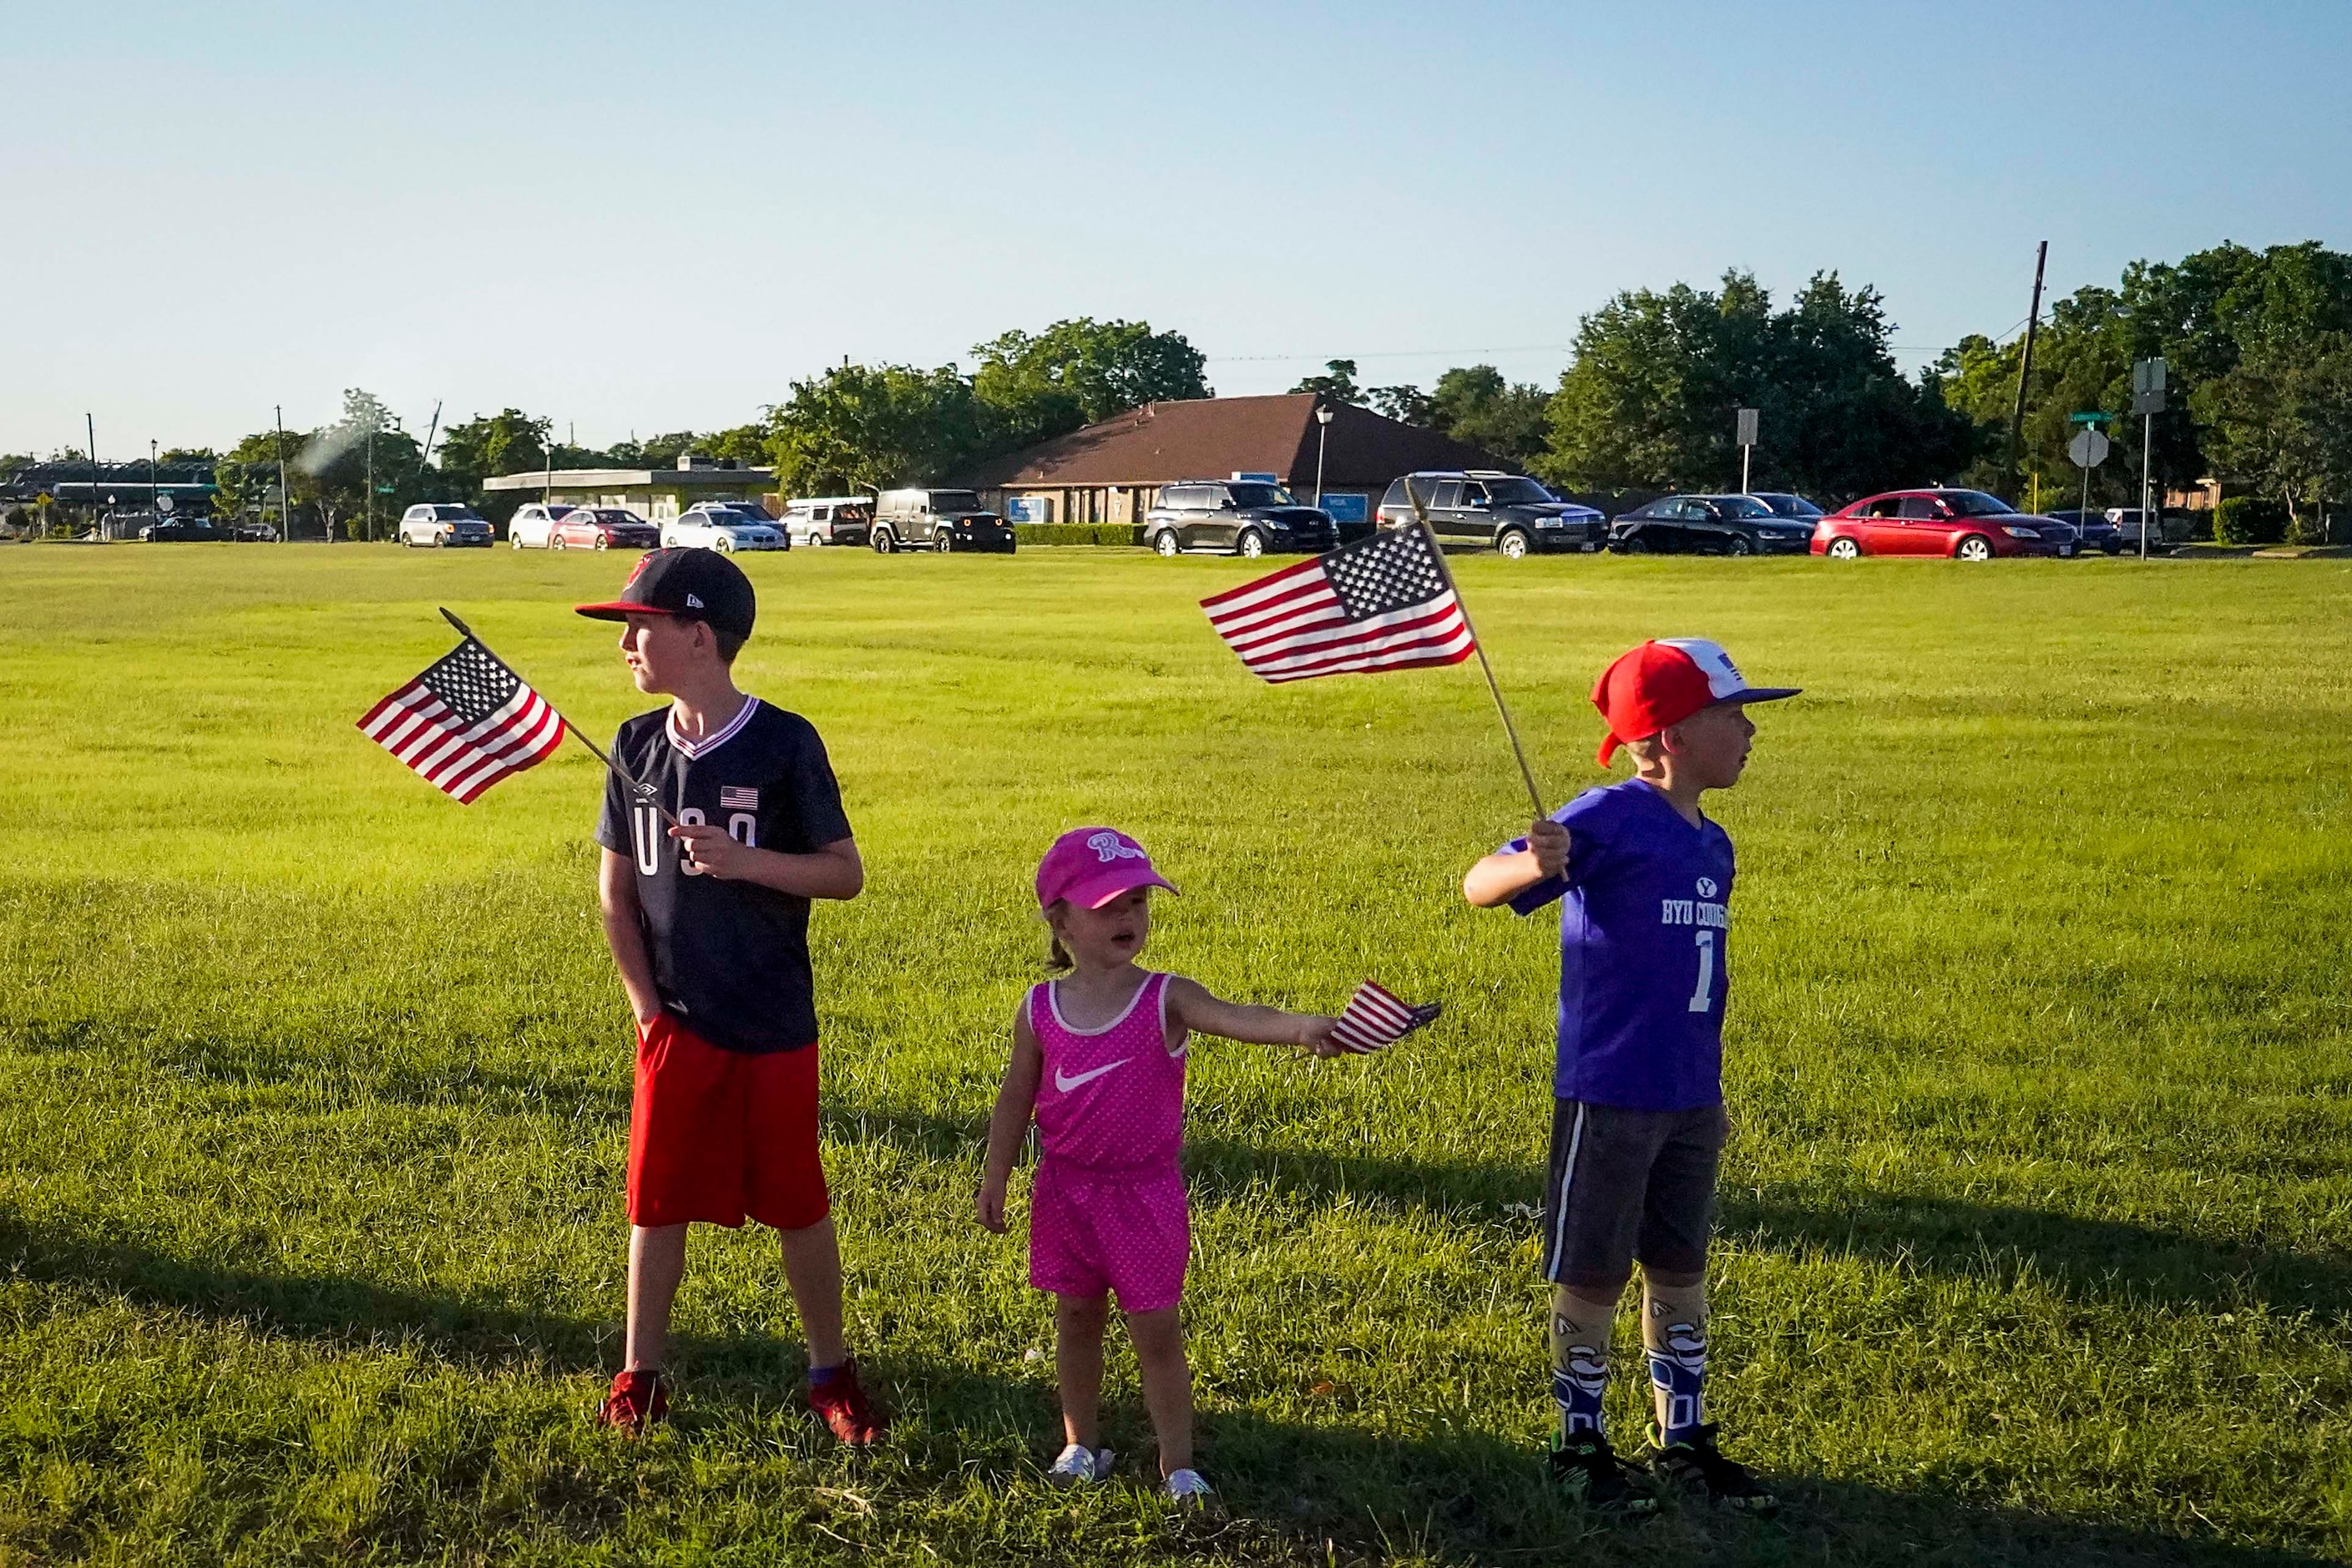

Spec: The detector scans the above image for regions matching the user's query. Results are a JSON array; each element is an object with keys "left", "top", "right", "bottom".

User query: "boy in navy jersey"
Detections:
[
  {"left": 574, "top": 549, "right": 886, "bottom": 1444},
  {"left": 1464, "top": 638, "right": 1796, "bottom": 1515}
]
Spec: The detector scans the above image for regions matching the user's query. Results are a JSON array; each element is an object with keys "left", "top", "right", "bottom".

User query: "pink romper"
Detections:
[{"left": 1026, "top": 970, "right": 1190, "bottom": 1313}]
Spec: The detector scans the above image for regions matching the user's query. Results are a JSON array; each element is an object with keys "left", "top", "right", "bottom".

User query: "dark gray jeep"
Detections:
[{"left": 1374, "top": 471, "right": 1606, "bottom": 558}]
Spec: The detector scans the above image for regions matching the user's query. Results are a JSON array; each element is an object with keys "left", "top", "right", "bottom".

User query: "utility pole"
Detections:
[
  {"left": 150, "top": 438, "right": 158, "bottom": 523},
  {"left": 366, "top": 423, "right": 376, "bottom": 543},
  {"left": 86, "top": 413, "right": 97, "bottom": 536},
  {"left": 275, "top": 404, "right": 291, "bottom": 544},
  {"left": 2004, "top": 240, "right": 2048, "bottom": 495}
]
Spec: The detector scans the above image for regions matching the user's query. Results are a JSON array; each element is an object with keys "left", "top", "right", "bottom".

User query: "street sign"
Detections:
[
  {"left": 2067, "top": 429, "right": 2112, "bottom": 468},
  {"left": 2069, "top": 411, "right": 2112, "bottom": 425},
  {"left": 1735, "top": 408, "right": 1759, "bottom": 447},
  {"left": 2131, "top": 357, "right": 2167, "bottom": 417},
  {"left": 377, "top": 483, "right": 397, "bottom": 494}
]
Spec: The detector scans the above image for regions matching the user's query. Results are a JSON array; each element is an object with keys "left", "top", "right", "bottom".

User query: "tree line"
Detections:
[{"left": 21, "top": 240, "right": 2343, "bottom": 539}]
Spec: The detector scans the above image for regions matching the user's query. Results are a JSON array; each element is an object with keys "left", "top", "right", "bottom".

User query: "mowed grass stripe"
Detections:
[{"left": 0, "top": 545, "right": 2346, "bottom": 1565}]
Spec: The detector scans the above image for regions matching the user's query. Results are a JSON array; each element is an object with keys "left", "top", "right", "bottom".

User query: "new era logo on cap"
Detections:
[{"left": 1591, "top": 638, "right": 1800, "bottom": 766}]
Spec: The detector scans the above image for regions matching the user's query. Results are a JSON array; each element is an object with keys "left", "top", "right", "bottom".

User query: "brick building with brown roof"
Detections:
[{"left": 958, "top": 393, "right": 1498, "bottom": 528}]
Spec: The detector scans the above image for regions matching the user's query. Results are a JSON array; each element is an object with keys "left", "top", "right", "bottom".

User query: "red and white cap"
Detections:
[
  {"left": 1035, "top": 827, "right": 1179, "bottom": 911},
  {"left": 1591, "top": 638, "right": 1800, "bottom": 766}
]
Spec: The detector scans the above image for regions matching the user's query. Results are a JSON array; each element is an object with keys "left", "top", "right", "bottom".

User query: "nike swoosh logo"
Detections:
[{"left": 1053, "top": 1058, "right": 1131, "bottom": 1094}]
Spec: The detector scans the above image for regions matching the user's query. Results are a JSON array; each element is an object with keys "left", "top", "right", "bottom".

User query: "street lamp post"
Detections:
[
  {"left": 149, "top": 439, "right": 158, "bottom": 526},
  {"left": 1313, "top": 402, "right": 1334, "bottom": 536}
]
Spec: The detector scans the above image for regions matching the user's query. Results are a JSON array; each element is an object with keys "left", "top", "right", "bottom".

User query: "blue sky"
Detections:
[{"left": 6, "top": 0, "right": 2347, "bottom": 455}]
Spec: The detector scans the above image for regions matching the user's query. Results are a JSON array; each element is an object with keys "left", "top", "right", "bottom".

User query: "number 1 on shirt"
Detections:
[{"left": 1687, "top": 929, "right": 1715, "bottom": 1014}]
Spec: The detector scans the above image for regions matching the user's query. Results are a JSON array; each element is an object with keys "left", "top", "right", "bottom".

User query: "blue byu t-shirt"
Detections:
[{"left": 1502, "top": 778, "right": 1737, "bottom": 1111}]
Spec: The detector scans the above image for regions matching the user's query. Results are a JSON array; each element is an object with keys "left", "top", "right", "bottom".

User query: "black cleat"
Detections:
[
  {"left": 1549, "top": 1429, "right": 1657, "bottom": 1515},
  {"left": 1648, "top": 1422, "right": 1778, "bottom": 1514}
]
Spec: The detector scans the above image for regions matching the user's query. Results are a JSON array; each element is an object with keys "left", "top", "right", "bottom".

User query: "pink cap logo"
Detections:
[{"left": 1086, "top": 831, "right": 1146, "bottom": 863}]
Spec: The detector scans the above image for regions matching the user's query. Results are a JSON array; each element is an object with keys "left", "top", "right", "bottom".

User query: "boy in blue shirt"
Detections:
[{"left": 1463, "top": 638, "right": 1795, "bottom": 1515}]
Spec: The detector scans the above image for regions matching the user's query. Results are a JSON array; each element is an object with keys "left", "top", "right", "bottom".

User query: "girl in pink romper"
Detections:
[{"left": 977, "top": 827, "right": 1342, "bottom": 1505}]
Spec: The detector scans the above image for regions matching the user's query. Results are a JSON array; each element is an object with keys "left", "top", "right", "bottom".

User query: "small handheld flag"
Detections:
[
  {"left": 1200, "top": 524, "right": 1474, "bottom": 683},
  {"left": 1329, "top": 980, "right": 1442, "bottom": 1055},
  {"left": 357, "top": 631, "right": 569, "bottom": 802}
]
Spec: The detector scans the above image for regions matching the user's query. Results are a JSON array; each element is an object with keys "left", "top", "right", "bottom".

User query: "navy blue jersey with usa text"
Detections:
[
  {"left": 593, "top": 697, "right": 852, "bottom": 1054},
  {"left": 1501, "top": 778, "right": 1737, "bottom": 1110}
]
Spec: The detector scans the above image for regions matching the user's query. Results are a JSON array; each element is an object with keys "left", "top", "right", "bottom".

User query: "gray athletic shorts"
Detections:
[{"left": 1539, "top": 1098, "right": 1729, "bottom": 1288}]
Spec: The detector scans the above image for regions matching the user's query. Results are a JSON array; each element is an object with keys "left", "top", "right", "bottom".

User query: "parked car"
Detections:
[
  {"left": 397, "top": 504, "right": 495, "bottom": 548},
  {"left": 231, "top": 519, "right": 279, "bottom": 542},
  {"left": 1145, "top": 480, "right": 1333, "bottom": 559},
  {"left": 551, "top": 507, "right": 659, "bottom": 552},
  {"left": 781, "top": 495, "right": 874, "bottom": 548},
  {"left": 872, "top": 488, "right": 1016, "bottom": 554},
  {"left": 2046, "top": 508, "right": 2123, "bottom": 554},
  {"left": 139, "top": 518, "right": 227, "bottom": 542},
  {"left": 1810, "top": 489, "right": 2075, "bottom": 559},
  {"left": 1609, "top": 494, "right": 1815, "bottom": 555},
  {"left": 2105, "top": 508, "right": 2193, "bottom": 551},
  {"left": 1749, "top": 493, "right": 1825, "bottom": 533},
  {"left": 1374, "top": 471, "right": 1605, "bottom": 558},
  {"left": 508, "top": 503, "right": 575, "bottom": 549},
  {"left": 661, "top": 503, "right": 787, "bottom": 554}
]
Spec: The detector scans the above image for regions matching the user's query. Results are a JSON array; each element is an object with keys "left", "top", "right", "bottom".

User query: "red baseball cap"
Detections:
[
  {"left": 1035, "top": 827, "right": 1178, "bottom": 910},
  {"left": 1591, "top": 639, "right": 1799, "bottom": 765}
]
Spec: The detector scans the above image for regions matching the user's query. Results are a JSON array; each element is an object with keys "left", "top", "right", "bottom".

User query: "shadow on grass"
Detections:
[
  {"left": 0, "top": 1206, "right": 2329, "bottom": 1566},
  {"left": 825, "top": 1101, "right": 2352, "bottom": 1321}
]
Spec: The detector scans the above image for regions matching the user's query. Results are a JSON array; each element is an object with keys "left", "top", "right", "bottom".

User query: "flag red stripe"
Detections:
[
  {"left": 1228, "top": 597, "right": 1464, "bottom": 668},
  {"left": 1244, "top": 613, "right": 1473, "bottom": 680},
  {"left": 440, "top": 701, "right": 566, "bottom": 798},
  {"left": 422, "top": 691, "right": 553, "bottom": 789},
  {"left": 1197, "top": 556, "right": 1323, "bottom": 612},
  {"left": 1257, "top": 630, "right": 1476, "bottom": 684}
]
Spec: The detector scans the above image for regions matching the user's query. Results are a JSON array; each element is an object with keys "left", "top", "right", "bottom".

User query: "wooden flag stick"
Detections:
[
  {"left": 438, "top": 607, "right": 679, "bottom": 827},
  {"left": 1398, "top": 486, "right": 1546, "bottom": 819}
]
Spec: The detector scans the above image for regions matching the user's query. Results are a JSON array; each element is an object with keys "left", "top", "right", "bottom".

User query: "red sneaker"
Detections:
[
  {"left": 807, "top": 1358, "right": 888, "bottom": 1446},
  {"left": 595, "top": 1368, "right": 670, "bottom": 1434}
]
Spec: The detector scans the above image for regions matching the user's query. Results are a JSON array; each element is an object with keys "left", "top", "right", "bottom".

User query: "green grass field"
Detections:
[{"left": 1, "top": 542, "right": 2347, "bottom": 1566}]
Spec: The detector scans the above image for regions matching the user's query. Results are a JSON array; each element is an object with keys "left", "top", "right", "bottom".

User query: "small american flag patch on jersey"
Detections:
[{"left": 719, "top": 786, "right": 758, "bottom": 810}]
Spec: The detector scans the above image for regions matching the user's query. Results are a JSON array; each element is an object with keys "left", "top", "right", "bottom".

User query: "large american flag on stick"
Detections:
[
  {"left": 357, "top": 635, "right": 569, "bottom": 803},
  {"left": 1200, "top": 524, "right": 1474, "bottom": 683}
]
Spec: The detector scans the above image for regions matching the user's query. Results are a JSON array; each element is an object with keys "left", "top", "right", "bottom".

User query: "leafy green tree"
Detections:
[
  {"left": 437, "top": 409, "right": 551, "bottom": 497},
  {"left": 1427, "top": 366, "right": 1550, "bottom": 469},
  {"left": 766, "top": 363, "right": 981, "bottom": 493},
  {"left": 2195, "top": 332, "right": 2352, "bottom": 542},
  {"left": 970, "top": 318, "right": 1211, "bottom": 452},
  {"left": 296, "top": 389, "right": 423, "bottom": 540},
  {"left": 1288, "top": 360, "right": 1361, "bottom": 404},
  {"left": 1366, "top": 385, "right": 1435, "bottom": 425},
  {"left": 1542, "top": 270, "right": 1965, "bottom": 499}
]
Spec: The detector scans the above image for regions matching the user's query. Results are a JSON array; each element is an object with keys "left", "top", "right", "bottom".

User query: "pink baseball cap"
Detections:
[
  {"left": 1591, "top": 638, "right": 1800, "bottom": 765},
  {"left": 1035, "top": 827, "right": 1179, "bottom": 910}
]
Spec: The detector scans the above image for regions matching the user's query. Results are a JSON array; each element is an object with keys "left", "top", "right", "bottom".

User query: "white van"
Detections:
[{"left": 781, "top": 495, "right": 874, "bottom": 548}]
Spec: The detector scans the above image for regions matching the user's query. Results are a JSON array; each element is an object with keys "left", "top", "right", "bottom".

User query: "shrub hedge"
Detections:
[
  {"left": 1010, "top": 524, "right": 1146, "bottom": 547},
  {"left": 2213, "top": 496, "right": 2288, "bottom": 545}
]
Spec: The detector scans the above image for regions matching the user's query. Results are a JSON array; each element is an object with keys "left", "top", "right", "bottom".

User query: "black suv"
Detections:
[
  {"left": 1608, "top": 494, "right": 1815, "bottom": 555},
  {"left": 1374, "top": 471, "right": 1606, "bottom": 558},
  {"left": 1145, "top": 480, "right": 1334, "bottom": 559}
]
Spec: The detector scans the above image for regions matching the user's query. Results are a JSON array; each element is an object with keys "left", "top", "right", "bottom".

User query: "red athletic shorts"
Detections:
[{"left": 628, "top": 1013, "right": 829, "bottom": 1231}]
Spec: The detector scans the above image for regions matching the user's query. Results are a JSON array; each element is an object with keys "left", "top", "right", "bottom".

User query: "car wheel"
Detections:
[
  {"left": 1726, "top": 535, "right": 1752, "bottom": 557},
  {"left": 1497, "top": 529, "right": 1530, "bottom": 559},
  {"left": 594, "top": 534, "right": 609, "bottom": 551},
  {"left": 1153, "top": 529, "right": 1180, "bottom": 557},
  {"left": 550, "top": 534, "right": 565, "bottom": 551},
  {"left": 873, "top": 528, "right": 896, "bottom": 554},
  {"left": 933, "top": 529, "right": 954, "bottom": 554},
  {"left": 1826, "top": 537, "right": 1862, "bottom": 559},
  {"left": 511, "top": 534, "right": 524, "bottom": 550},
  {"left": 1955, "top": 534, "right": 1994, "bottom": 562},
  {"left": 1237, "top": 529, "right": 1266, "bottom": 559}
]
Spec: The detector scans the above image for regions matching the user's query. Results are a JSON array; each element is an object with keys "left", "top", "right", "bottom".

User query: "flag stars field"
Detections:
[{"left": 1, "top": 545, "right": 2349, "bottom": 1565}]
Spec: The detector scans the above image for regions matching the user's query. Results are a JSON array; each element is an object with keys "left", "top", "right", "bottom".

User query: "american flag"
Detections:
[
  {"left": 1200, "top": 524, "right": 1474, "bottom": 683},
  {"left": 357, "top": 635, "right": 569, "bottom": 803},
  {"left": 1329, "top": 980, "right": 1442, "bottom": 1055}
]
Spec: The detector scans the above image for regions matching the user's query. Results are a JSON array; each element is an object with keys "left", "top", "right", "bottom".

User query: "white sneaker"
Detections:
[
  {"left": 1049, "top": 1443, "right": 1114, "bottom": 1485},
  {"left": 1164, "top": 1467, "right": 1213, "bottom": 1507}
]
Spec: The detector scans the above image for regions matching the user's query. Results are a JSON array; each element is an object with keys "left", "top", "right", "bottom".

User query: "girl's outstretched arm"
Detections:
[
  {"left": 1165, "top": 976, "right": 1341, "bottom": 1056},
  {"left": 976, "top": 1003, "right": 1044, "bottom": 1233}
]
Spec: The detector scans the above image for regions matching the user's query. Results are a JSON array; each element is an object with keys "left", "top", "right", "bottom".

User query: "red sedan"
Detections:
[
  {"left": 550, "top": 507, "right": 660, "bottom": 553},
  {"left": 1811, "top": 489, "right": 2076, "bottom": 560}
]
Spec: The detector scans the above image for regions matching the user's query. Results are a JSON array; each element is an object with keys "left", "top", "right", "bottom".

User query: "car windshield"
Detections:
[
  {"left": 592, "top": 510, "right": 637, "bottom": 524},
  {"left": 1483, "top": 478, "right": 1555, "bottom": 505},
  {"left": 1943, "top": 491, "right": 2015, "bottom": 517},
  {"left": 927, "top": 491, "right": 982, "bottom": 512},
  {"left": 432, "top": 506, "right": 483, "bottom": 520},
  {"left": 1758, "top": 493, "right": 1822, "bottom": 518},
  {"left": 1227, "top": 483, "right": 1298, "bottom": 508},
  {"left": 1714, "top": 496, "right": 1776, "bottom": 518}
]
